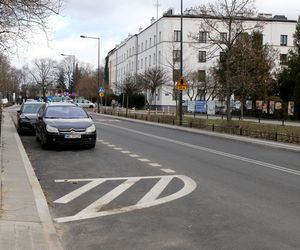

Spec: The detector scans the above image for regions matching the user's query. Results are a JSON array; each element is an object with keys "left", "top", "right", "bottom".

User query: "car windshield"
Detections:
[
  {"left": 22, "top": 103, "right": 43, "bottom": 113},
  {"left": 45, "top": 106, "right": 89, "bottom": 119}
]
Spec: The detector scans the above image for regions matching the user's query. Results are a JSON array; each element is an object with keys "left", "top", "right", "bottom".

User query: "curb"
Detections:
[{"left": 7, "top": 112, "right": 63, "bottom": 250}]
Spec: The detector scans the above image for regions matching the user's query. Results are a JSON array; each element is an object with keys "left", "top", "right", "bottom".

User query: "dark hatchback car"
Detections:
[
  {"left": 17, "top": 101, "right": 45, "bottom": 134},
  {"left": 36, "top": 102, "right": 97, "bottom": 149}
]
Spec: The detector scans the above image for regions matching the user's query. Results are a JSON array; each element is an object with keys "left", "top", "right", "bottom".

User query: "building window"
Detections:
[
  {"left": 280, "top": 35, "right": 288, "bottom": 46},
  {"left": 280, "top": 54, "right": 288, "bottom": 65},
  {"left": 129, "top": 48, "right": 131, "bottom": 56},
  {"left": 220, "top": 32, "right": 227, "bottom": 43},
  {"left": 198, "top": 70, "right": 206, "bottom": 82},
  {"left": 159, "top": 32, "right": 162, "bottom": 42},
  {"left": 154, "top": 35, "right": 156, "bottom": 45},
  {"left": 153, "top": 53, "right": 156, "bottom": 65},
  {"left": 137, "top": 60, "right": 139, "bottom": 70},
  {"left": 141, "top": 42, "right": 144, "bottom": 51},
  {"left": 198, "top": 51, "right": 206, "bottom": 62},
  {"left": 145, "top": 40, "right": 148, "bottom": 49},
  {"left": 132, "top": 46, "right": 134, "bottom": 54},
  {"left": 149, "top": 55, "right": 151, "bottom": 66},
  {"left": 141, "top": 58, "right": 143, "bottom": 69},
  {"left": 150, "top": 38, "right": 152, "bottom": 47},
  {"left": 199, "top": 31, "right": 207, "bottom": 43},
  {"left": 174, "top": 30, "right": 181, "bottom": 42},
  {"left": 138, "top": 45, "right": 140, "bottom": 53},
  {"left": 173, "top": 50, "right": 181, "bottom": 62},
  {"left": 145, "top": 57, "right": 147, "bottom": 69}
]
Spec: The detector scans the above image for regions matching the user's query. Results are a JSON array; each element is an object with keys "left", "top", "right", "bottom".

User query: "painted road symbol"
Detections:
[{"left": 53, "top": 175, "right": 197, "bottom": 223}]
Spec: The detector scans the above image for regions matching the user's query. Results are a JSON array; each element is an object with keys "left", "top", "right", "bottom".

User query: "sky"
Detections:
[{"left": 11, "top": 0, "right": 300, "bottom": 69}]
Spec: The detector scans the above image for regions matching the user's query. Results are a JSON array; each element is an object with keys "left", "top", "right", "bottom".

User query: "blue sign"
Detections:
[
  {"left": 195, "top": 101, "right": 207, "bottom": 113},
  {"left": 47, "top": 96, "right": 53, "bottom": 102},
  {"left": 99, "top": 87, "right": 105, "bottom": 93}
]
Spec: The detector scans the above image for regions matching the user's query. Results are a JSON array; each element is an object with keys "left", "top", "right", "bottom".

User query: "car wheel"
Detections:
[
  {"left": 88, "top": 143, "right": 96, "bottom": 149},
  {"left": 36, "top": 133, "right": 40, "bottom": 142},
  {"left": 17, "top": 126, "right": 23, "bottom": 135},
  {"left": 89, "top": 105, "right": 93, "bottom": 108},
  {"left": 40, "top": 132, "right": 48, "bottom": 149}
]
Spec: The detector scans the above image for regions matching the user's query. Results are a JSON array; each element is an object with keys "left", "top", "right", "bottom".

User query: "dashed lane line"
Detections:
[
  {"left": 161, "top": 169, "right": 176, "bottom": 174},
  {"left": 99, "top": 140, "right": 175, "bottom": 174}
]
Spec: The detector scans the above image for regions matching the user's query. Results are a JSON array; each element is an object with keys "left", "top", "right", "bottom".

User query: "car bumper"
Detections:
[
  {"left": 45, "top": 132, "right": 97, "bottom": 146},
  {"left": 19, "top": 119, "right": 37, "bottom": 132}
]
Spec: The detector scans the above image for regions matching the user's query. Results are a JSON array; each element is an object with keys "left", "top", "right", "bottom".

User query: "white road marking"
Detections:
[
  {"left": 107, "top": 144, "right": 116, "bottom": 147},
  {"left": 54, "top": 179, "right": 106, "bottom": 204},
  {"left": 96, "top": 122, "right": 300, "bottom": 177},
  {"left": 114, "top": 148, "right": 123, "bottom": 150},
  {"left": 54, "top": 175, "right": 197, "bottom": 223},
  {"left": 138, "top": 158, "right": 150, "bottom": 162},
  {"left": 121, "top": 151, "right": 131, "bottom": 154},
  {"left": 129, "top": 154, "right": 139, "bottom": 158},
  {"left": 101, "top": 142, "right": 109, "bottom": 145},
  {"left": 97, "top": 139, "right": 104, "bottom": 142},
  {"left": 137, "top": 176, "right": 173, "bottom": 204},
  {"left": 149, "top": 163, "right": 162, "bottom": 167},
  {"left": 161, "top": 169, "right": 176, "bottom": 174}
]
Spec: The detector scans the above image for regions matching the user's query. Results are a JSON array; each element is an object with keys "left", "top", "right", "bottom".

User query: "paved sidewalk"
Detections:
[{"left": 0, "top": 110, "right": 63, "bottom": 250}]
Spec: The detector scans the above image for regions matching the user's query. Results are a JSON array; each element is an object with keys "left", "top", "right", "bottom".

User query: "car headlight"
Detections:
[
  {"left": 46, "top": 124, "right": 59, "bottom": 133},
  {"left": 86, "top": 124, "right": 96, "bottom": 133},
  {"left": 20, "top": 114, "right": 27, "bottom": 119}
]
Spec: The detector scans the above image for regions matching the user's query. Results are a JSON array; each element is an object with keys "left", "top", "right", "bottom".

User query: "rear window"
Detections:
[
  {"left": 22, "top": 103, "right": 43, "bottom": 113},
  {"left": 45, "top": 106, "right": 89, "bottom": 119}
]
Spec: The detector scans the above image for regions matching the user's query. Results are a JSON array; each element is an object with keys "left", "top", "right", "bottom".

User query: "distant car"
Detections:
[
  {"left": 17, "top": 102, "right": 45, "bottom": 134},
  {"left": 74, "top": 99, "right": 96, "bottom": 108},
  {"left": 35, "top": 102, "right": 97, "bottom": 149}
]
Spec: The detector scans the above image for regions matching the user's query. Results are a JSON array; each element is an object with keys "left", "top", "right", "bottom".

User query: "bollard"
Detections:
[
  {"left": 212, "top": 124, "right": 215, "bottom": 132},
  {"left": 275, "top": 132, "right": 278, "bottom": 141}
]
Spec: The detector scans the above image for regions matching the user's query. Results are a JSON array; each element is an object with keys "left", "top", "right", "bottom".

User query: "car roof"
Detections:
[
  {"left": 46, "top": 102, "right": 77, "bottom": 107},
  {"left": 23, "top": 101, "right": 45, "bottom": 104}
]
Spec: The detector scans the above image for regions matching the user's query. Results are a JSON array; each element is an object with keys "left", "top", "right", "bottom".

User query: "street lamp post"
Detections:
[
  {"left": 80, "top": 35, "right": 101, "bottom": 113},
  {"left": 179, "top": 0, "right": 183, "bottom": 126},
  {"left": 61, "top": 53, "right": 75, "bottom": 95}
]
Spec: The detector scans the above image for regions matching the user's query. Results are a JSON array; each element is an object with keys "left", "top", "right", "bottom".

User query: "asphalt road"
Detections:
[{"left": 15, "top": 110, "right": 300, "bottom": 250}]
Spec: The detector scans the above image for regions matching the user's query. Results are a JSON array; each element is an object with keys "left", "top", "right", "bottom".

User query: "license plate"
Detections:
[{"left": 65, "top": 134, "right": 81, "bottom": 139}]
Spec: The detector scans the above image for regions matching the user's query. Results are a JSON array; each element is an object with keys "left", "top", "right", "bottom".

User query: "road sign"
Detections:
[
  {"left": 99, "top": 86, "right": 105, "bottom": 93},
  {"left": 176, "top": 76, "right": 187, "bottom": 91},
  {"left": 99, "top": 92, "right": 105, "bottom": 97}
]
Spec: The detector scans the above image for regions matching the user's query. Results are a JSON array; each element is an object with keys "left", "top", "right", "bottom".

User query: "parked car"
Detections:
[
  {"left": 35, "top": 102, "right": 96, "bottom": 149},
  {"left": 17, "top": 101, "right": 45, "bottom": 134},
  {"left": 74, "top": 99, "right": 96, "bottom": 108}
]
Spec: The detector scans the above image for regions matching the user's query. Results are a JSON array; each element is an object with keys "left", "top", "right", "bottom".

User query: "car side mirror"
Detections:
[
  {"left": 90, "top": 115, "right": 93, "bottom": 120},
  {"left": 17, "top": 110, "right": 21, "bottom": 114}
]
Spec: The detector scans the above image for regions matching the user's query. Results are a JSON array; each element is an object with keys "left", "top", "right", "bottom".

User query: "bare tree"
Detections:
[
  {"left": 115, "top": 74, "right": 143, "bottom": 115},
  {"left": 0, "top": 0, "right": 62, "bottom": 53},
  {"left": 75, "top": 64, "right": 104, "bottom": 99},
  {"left": 26, "top": 58, "right": 58, "bottom": 101},
  {"left": 138, "top": 67, "right": 169, "bottom": 114},
  {"left": 185, "top": 70, "right": 218, "bottom": 101},
  {"left": 190, "top": 0, "right": 260, "bottom": 120}
]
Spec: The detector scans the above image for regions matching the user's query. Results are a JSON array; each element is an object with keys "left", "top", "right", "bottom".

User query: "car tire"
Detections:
[
  {"left": 17, "top": 126, "right": 23, "bottom": 135},
  {"left": 89, "top": 105, "right": 93, "bottom": 108},
  {"left": 40, "top": 132, "right": 49, "bottom": 149}
]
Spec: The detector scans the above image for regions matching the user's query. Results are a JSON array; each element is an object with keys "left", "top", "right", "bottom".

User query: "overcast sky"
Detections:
[{"left": 11, "top": 0, "right": 299, "bottom": 69}]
